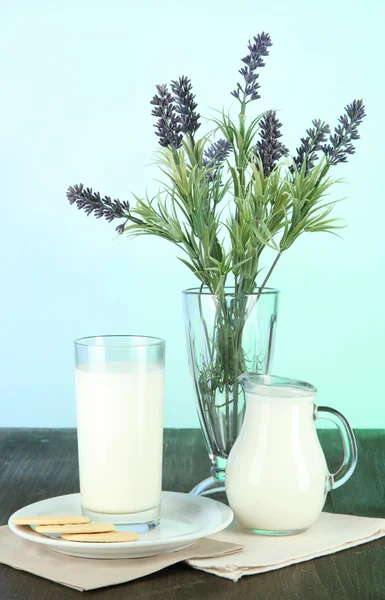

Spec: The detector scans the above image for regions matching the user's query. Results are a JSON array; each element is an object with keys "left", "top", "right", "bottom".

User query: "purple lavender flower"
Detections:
[
  {"left": 171, "top": 75, "right": 201, "bottom": 136},
  {"left": 115, "top": 223, "right": 126, "bottom": 235},
  {"left": 254, "top": 110, "right": 288, "bottom": 176},
  {"left": 232, "top": 33, "right": 272, "bottom": 103},
  {"left": 203, "top": 139, "right": 232, "bottom": 166},
  {"left": 150, "top": 84, "right": 183, "bottom": 149},
  {"left": 66, "top": 184, "right": 131, "bottom": 233},
  {"left": 202, "top": 139, "right": 232, "bottom": 181},
  {"left": 294, "top": 119, "right": 331, "bottom": 172},
  {"left": 322, "top": 99, "right": 366, "bottom": 165}
]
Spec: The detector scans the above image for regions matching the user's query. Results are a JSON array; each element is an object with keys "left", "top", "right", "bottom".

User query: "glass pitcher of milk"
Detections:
[
  {"left": 75, "top": 335, "right": 165, "bottom": 531},
  {"left": 226, "top": 374, "right": 357, "bottom": 535}
]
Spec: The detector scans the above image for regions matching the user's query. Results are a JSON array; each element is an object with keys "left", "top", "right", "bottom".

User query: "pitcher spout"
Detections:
[
  {"left": 238, "top": 373, "right": 275, "bottom": 392},
  {"left": 238, "top": 372, "right": 261, "bottom": 392},
  {"left": 238, "top": 373, "right": 317, "bottom": 396}
]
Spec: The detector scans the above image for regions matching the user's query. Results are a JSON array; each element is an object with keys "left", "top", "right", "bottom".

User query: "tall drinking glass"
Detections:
[{"left": 74, "top": 335, "right": 165, "bottom": 530}]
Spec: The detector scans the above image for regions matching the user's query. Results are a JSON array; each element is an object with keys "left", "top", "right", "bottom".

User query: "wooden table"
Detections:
[{"left": 1, "top": 428, "right": 385, "bottom": 599}]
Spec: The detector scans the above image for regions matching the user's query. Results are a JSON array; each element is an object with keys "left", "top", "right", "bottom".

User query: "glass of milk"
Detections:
[{"left": 74, "top": 335, "right": 165, "bottom": 531}]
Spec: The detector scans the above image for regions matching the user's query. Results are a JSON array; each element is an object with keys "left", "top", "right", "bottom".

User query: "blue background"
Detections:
[{"left": 1, "top": 0, "right": 384, "bottom": 428}]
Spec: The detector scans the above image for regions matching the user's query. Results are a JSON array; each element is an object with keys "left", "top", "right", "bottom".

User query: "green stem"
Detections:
[
  {"left": 237, "top": 104, "right": 247, "bottom": 194},
  {"left": 232, "top": 276, "right": 239, "bottom": 443},
  {"left": 188, "top": 133, "right": 195, "bottom": 153},
  {"left": 318, "top": 162, "right": 331, "bottom": 184},
  {"left": 257, "top": 252, "right": 281, "bottom": 299},
  {"left": 172, "top": 146, "right": 181, "bottom": 168},
  {"left": 126, "top": 214, "right": 145, "bottom": 226}
]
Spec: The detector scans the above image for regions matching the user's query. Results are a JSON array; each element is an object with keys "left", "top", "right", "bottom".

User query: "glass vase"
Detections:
[{"left": 182, "top": 287, "right": 279, "bottom": 496}]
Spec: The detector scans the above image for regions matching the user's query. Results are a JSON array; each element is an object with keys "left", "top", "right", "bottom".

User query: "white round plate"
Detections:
[{"left": 8, "top": 492, "right": 233, "bottom": 559}]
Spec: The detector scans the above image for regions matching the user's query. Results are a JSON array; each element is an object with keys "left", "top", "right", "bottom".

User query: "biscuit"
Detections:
[
  {"left": 36, "top": 522, "right": 115, "bottom": 534},
  {"left": 61, "top": 531, "right": 140, "bottom": 543},
  {"left": 13, "top": 515, "right": 90, "bottom": 526}
]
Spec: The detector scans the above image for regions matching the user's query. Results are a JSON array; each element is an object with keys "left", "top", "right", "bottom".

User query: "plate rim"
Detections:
[{"left": 8, "top": 491, "right": 233, "bottom": 550}]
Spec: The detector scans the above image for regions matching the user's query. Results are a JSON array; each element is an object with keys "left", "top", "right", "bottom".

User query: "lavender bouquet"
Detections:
[
  {"left": 68, "top": 33, "right": 365, "bottom": 294},
  {"left": 67, "top": 33, "right": 366, "bottom": 486}
]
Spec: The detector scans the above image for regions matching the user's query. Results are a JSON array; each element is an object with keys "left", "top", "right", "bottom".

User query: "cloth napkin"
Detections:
[
  {"left": 0, "top": 526, "right": 241, "bottom": 591},
  {"left": 2, "top": 512, "right": 385, "bottom": 590},
  {"left": 187, "top": 512, "right": 385, "bottom": 581}
]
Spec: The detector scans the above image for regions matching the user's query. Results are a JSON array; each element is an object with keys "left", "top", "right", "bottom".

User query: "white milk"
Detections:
[
  {"left": 76, "top": 361, "right": 164, "bottom": 514},
  {"left": 226, "top": 386, "right": 329, "bottom": 532}
]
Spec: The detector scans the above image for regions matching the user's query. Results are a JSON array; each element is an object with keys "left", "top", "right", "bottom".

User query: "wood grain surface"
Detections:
[{"left": 1, "top": 428, "right": 385, "bottom": 599}]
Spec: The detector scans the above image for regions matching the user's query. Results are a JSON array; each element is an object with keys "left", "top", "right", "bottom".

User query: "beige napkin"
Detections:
[
  {"left": 187, "top": 512, "right": 385, "bottom": 581},
  {"left": 2, "top": 513, "right": 385, "bottom": 590},
  {"left": 0, "top": 526, "right": 242, "bottom": 591}
]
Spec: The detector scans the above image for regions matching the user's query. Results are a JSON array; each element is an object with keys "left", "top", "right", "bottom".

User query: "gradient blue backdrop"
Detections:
[{"left": 1, "top": 0, "right": 384, "bottom": 428}]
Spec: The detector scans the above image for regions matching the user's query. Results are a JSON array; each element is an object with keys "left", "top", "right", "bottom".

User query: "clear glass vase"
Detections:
[{"left": 182, "top": 287, "right": 280, "bottom": 496}]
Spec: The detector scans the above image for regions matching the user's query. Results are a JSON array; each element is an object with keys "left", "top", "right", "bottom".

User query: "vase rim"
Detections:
[{"left": 182, "top": 286, "right": 280, "bottom": 296}]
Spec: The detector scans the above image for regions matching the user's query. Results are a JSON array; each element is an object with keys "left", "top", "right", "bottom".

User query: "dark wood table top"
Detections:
[{"left": 1, "top": 428, "right": 385, "bottom": 599}]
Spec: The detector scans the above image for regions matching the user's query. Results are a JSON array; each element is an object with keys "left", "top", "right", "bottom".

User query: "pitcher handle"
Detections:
[{"left": 314, "top": 405, "right": 358, "bottom": 490}]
